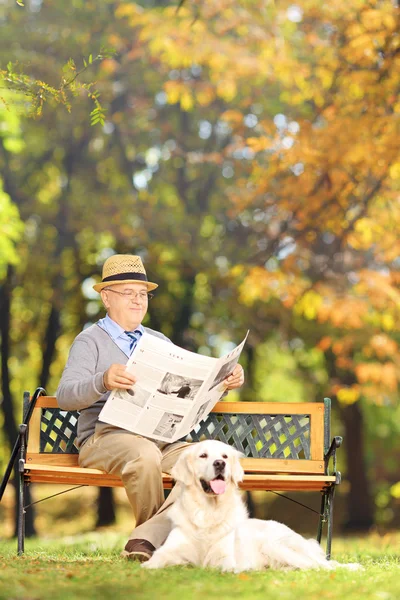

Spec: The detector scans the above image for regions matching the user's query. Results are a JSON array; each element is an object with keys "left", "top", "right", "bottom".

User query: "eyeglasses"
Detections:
[{"left": 104, "top": 289, "right": 154, "bottom": 301}]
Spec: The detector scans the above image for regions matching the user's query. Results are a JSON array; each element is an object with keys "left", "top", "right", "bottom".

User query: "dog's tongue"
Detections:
[{"left": 210, "top": 478, "right": 226, "bottom": 495}]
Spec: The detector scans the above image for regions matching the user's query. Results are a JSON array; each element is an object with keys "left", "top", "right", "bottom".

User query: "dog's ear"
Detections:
[
  {"left": 171, "top": 448, "right": 195, "bottom": 486},
  {"left": 230, "top": 449, "right": 244, "bottom": 485}
]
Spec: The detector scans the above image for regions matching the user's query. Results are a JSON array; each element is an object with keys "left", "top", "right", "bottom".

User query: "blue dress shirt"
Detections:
[{"left": 97, "top": 314, "right": 144, "bottom": 358}]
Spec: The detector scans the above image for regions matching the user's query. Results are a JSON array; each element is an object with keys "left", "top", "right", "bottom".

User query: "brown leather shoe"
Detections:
[{"left": 121, "top": 538, "right": 156, "bottom": 562}]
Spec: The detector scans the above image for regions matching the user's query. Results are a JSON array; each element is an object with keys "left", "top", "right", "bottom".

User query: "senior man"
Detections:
[{"left": 56, "top": 254, "right": 244, "bottom": 561}]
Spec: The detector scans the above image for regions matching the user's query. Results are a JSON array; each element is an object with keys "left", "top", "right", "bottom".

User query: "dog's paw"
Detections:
[
  {"left": 141, "top": 560, "right": 159, "bottom": 569},
  {"left": 330, "top": 560, "right": 363, "bottom": 571},
  {"left": 231, "top": 566, "right": 251, "bottom": 574},
  {"left": 217, "top": 561, "right": 238, "bottom": 573},
  {"left": 341, "top": 562, "right": 363, "bottom": 571}
]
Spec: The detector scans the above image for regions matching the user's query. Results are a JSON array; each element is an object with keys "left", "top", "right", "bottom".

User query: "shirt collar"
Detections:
[{"left": 103, "top": 314, "right": 144, "bottom": 341}]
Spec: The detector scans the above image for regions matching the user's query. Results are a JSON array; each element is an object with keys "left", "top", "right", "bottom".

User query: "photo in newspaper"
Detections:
[
  {"left": 98, "top": 331, "right": 248, "bottom": 443},
  {"left": 153, "top": 412, "right": 184, "bottom": 439},
  {"left": 114, "top": 385, "right": 151, "bottom": 408},
  {"left": 157, "top": 373, "right": 203, "bottom": 401}
]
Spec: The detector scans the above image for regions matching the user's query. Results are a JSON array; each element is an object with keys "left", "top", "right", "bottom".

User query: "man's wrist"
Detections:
[{"left": 102, "top": 372, "right": 110, "bottom": 392}]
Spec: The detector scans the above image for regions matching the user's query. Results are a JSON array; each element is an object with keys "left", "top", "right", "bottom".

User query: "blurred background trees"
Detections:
[{"left": 1, "top": 0, "right": 400, "bottom": 536}]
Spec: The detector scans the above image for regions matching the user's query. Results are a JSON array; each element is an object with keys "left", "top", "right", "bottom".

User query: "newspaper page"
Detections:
[{"left": 98, "top": 332, "right": 248, "bottom": 443}]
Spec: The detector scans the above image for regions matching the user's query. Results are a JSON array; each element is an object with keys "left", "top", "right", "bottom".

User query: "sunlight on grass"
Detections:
[{"left": 0, "top": 533, "right": 400, "bottom": 600}]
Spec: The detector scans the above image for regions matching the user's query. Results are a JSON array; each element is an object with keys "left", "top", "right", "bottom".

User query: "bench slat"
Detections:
[
  {"left": 26, "top": 453, "right": 325, "bottom": 474},
  {"left": 34, "top": 396, "right": 324, "bottom": 415},
  {"left": 25, "top": 463, "right": 335, "bottom": 492}
]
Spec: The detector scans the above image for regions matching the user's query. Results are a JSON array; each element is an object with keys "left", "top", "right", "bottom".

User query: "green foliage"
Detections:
[
  {"left": 252, "top": 339, "right": 328, "bottom": 403},
  {"left": 1, "top": 49, "right": 115, "bottom": 125},
  {"left": 0, "top": 180, "right": 24, "bottom": 278}
]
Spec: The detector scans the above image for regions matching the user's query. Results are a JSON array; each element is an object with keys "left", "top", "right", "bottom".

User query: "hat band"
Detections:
[{"left": 102, "top": 272, "right": 148, "bottom": 283}]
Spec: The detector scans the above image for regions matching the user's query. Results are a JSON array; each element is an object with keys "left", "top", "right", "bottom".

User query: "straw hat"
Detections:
[{"left": 93, "top": 254, "right": 158, "bottom": 293}]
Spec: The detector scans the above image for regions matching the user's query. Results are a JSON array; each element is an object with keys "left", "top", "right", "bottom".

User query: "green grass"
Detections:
[{"left": 0, "top": 532, "right": 399, "bottom": 600}]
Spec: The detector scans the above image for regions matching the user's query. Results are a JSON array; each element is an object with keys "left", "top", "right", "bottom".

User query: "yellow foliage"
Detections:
[
  {"left": 352, "top": 218, "right": 374, "bottom": 245},
  {"left": 336, "top": 356, "right": 354, "bottom": 370},
  {"left": 221, "top": 110, "right": 244, "bottom": 124},
  {"left": 361, "top": 9, "right": 395, "bottom": 32},
  {"left": 164, "top": 80, "right": 198, "bottom": 110},
  {"left": 315, "top": 67, "right": 333, "bottom": 89},
  {"left": 318, "top": 337, "right": 332, "bottom": 352},
  {"left": 294, "top": 290, "right": 323, "bottom": 321},
  {"left": 130, "top": 0, "right": 400, "bottom": 411},
  {"left": 389, "top": 163, "right": 400, "bottom": 180},
  {"left": 320, "top": 298, "right": 367, "bottom": 329},
  {"left": 337, "top": 387, "right": 360, "bottom": 405},
  {"left": 164, "top": 81, "right": 184, "bottom": 105},
  {"left": 390, "top": 482, "right": 400, "bottom": 499},
  {"left": 356, "top": 361, "right": 398, "bottom": 391},
  {"left": 238, "top": 268, "right": 278, "bottom": 305},
  {"left": 115, "top": 3, "right": 142, "bottom": 18},
  {"left": 0, "top": 181, "right": 24, "bottom": 277},
  {"left": 382, "top": 314, "right": 395, "bottom": 332},
  {"left": 196, "top": 85, "right": 215, "bottom": 106},
  {"left": 332, "top": 341, "right": 345, "bottom": 355},
  {"left": 230, "top": 265, "right": 245, "bottom": 279},
  {"left": 99, "top": 59, "right": 118, "bottom": 75},
  {"left": 383, "top": 363, "right": 398, "bottom": 391},
  {"left": 246, "top": 137, "right": 271, "bottom": 152},
  {"left": 368, "top": 335, "right": 398, "bottom": 359},
  {"left": 216, "top": 80, "right": 237, "bottom": 102},
  {"left": 180, "top": 90, "right": 193, "bottom": 111}
]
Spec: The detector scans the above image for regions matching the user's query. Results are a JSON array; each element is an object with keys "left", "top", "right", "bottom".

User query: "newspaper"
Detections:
[{"left": 98, "top": 332, "right": 248, "bottom": 443}]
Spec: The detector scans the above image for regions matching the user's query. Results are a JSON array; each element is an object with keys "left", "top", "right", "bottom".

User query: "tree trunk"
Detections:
[
  {"left": 324, "top": 350, "right": 374, "bottom": 531},
  {"left": 0, "top": 266, "right": 36, "bottom": 537},
  {"left": 340, "top": 401, "right": 374, "bottom": 531},
  {"left": 240, "top": 344, "right": 254, "bottom": 402},
  {"left": 38, "top": 149, "right": 75, "bottom": 389},
  {"left": 39, "top": 304, "right": 61, "bottom": 389},
  {"left": 171, "top": 270, "right": 196, "bottom": 348},
  {"left": 96, "top": 487, "right": 116, "bottom": 527}
]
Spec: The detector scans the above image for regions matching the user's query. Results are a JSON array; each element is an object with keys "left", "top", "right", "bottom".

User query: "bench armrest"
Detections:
[
  {"left": 324, "top": 435, "right": 342, "bottom": 476},
  {"left": 23, "top": 387, "right": 47, "bottom": 425}
]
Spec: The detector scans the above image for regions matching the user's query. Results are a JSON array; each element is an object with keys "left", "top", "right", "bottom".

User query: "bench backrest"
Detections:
[{"left": 25, "top": 395, "right": 331, "bottom": 475}]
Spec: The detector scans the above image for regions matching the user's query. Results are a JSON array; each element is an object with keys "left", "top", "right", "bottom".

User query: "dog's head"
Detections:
[{"left": 172, "top": 440, "right": 244, "bottom": 496}]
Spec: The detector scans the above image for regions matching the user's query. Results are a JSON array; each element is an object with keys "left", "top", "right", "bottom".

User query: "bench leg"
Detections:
[
  {"left": 316, "top": 492, "right": 326, "bottom": 545},
  {"left": 325, "top": 485, "right": 336, "bottom": 560},
  {"left": 316, "top": 485, "right": 336, "bottom": 560},
  {"left": 17, "top": 477, "right": 26, "bottom": 555},
  {"left": 17, "top": 424, "right": 28, "bottom": 555}
]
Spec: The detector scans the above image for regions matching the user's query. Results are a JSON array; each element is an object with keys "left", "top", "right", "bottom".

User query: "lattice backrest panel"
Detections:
[
  {"left": 187, "top": 413, "right": 311, "bottom": 459},
  {"left": 40, "top": 409, "right": 79, "bottom": 454},
  {"left": 39, "top": 408, "right": 311, "bottom": 459}
]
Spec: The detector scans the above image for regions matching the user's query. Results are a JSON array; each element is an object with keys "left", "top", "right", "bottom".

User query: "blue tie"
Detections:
[{"left": 124, "top": 330, "right": 141, "bottom": 353}]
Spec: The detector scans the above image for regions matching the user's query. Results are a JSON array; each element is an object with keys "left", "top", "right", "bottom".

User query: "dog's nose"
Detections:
[{"left": 213, "top": 460, "right": 226, "bottom": 472}]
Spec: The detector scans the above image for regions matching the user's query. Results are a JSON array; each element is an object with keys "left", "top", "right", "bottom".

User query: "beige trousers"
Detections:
[{"left": 78, "top": 422, "right": 188, "bottom": 548}]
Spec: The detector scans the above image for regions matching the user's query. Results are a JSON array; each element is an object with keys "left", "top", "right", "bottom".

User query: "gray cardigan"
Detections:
[{"left": 56, "top": 323, "right": 170, "bottom": 447}]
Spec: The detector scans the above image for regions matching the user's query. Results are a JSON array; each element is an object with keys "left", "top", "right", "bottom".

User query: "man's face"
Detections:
[{"left": 101, "top": 282, "right": 149, "bottom": 330}]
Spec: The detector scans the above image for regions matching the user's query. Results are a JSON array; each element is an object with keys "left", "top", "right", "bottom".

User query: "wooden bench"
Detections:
[{"left": 9, "top": 387, "right": 342, "bottom": 557}]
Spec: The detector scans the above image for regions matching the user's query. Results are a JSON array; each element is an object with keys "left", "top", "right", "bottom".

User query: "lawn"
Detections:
[{"left": 0, "top": 532, "right": 399, "bottom": 600}]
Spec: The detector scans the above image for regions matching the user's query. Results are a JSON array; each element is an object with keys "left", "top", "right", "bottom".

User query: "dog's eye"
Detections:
[
  {"left": 222, "top": 454, "right": 228, "bottom": 459},
  {"left": 199, "top": 453, "right": 208, "bottom": 459}
]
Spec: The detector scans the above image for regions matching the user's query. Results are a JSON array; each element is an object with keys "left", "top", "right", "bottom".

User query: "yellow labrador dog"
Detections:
[{"left": 143, "top": 440, "right": 360, "bottom": 572}]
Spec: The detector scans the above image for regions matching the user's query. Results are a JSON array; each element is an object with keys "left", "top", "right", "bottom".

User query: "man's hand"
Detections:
[
  {"left": 223, "top": 364, "right": 245, "bottom": 391},
  {"left": 103, "top": 364, "right": 137, "bottom": 391}
]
